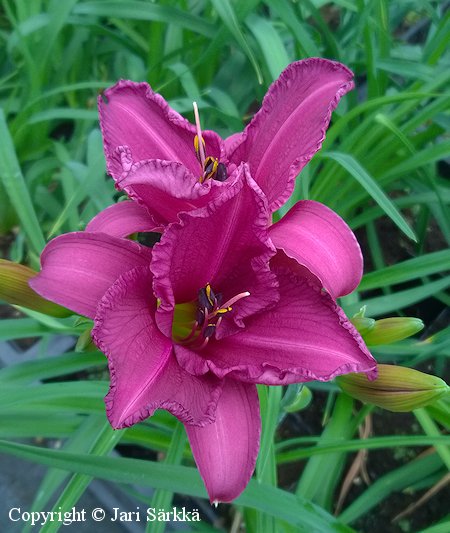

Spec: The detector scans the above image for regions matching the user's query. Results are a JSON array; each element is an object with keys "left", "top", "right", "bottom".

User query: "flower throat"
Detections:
[{"left": 172, "top": 283, "right": 250, "bottom": 350}]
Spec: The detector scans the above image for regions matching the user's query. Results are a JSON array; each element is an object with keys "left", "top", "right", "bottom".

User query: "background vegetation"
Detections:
[{"left": 0, "top": 1, "right": 449, "bottom": 532}]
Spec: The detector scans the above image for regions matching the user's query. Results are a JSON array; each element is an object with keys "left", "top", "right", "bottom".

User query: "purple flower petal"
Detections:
[
  {"left": 29, "top": 232, "right": 152, "bottom": 318},
  {"left": 223, "top": 131, "right": 243, "bottom": 155},
  {"left": 116, "top": 159, "right": 224, "bottom": 227},
  {"left": 269, "top": 200, "right": 363, "bottom": 298},
  {"left": 176, "top": 266, "right": 377, "bottom": 383},
  {"left": 93, "top": 266, "right": 222, "bottom": 428},
  {"left": 151, "top": 165, "right": 278, "bottom": 337},
  {"left": 229, "top": 58, "right": 354, "bottom": 210},
  {"left": 99, "top": 80, "right": 223, "bottom": 179},
  {"left": 186, "top": 378, "right": 260, "bottom": 503},
  {"left": 86, "top": 200, "right": 160, "bottom": 237}
]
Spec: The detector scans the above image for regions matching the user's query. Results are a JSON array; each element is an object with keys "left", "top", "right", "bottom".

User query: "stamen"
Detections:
[
  {"left": 221, "top": 291, "right": 250, "bottom": 309},
  {"left": 193, "top": 101, "right": 205, "bottom": 168},
  {"left": 202, "top": 156, "right": 219, "bottom": 182},
  {"left": 197, "top": 336, "right": 210, "bottom": 350},
  {"left": 173, "top": 285, "right": 250, "bottom": 349},
  {"left": 205, "top": 283, "right": 213, "bottom": 305},
  {"left": 177, "top": 321, "right": 199, "bottom": 343}
]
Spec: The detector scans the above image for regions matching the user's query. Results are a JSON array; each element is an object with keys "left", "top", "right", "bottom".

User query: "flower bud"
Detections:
[
  {"left": 336, "top": 364, "right": 449, "bottom": 412},
  {"left": 75, "top": 327, "right": 97, "bottom": 352},
  {"left": 362, "top": 317, "right": 424, "bottom": 345},
  {"left": 283, "top": 385, "right": 312, "bottom": 413},
  {"left": 0, "top": 259, "right": 71, "bottom": 317},
  {"left": 351, "top": 317, "right": 375, "bottom": 336}
]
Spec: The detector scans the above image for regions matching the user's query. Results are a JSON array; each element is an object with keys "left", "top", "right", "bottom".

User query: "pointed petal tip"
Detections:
[
  {"left": 229, "top": 58, "right": 355, "bottom": 210},
  {"left": 187, "top": 380, "right": 260, "bottom": 504}
]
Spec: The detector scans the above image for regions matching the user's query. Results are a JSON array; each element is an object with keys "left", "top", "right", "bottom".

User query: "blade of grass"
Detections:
[
  {"left": 266, "top": 0, "right": 319, "bottom": 57},
  {"left": 256, "top": 385, "right": 282, "bottom": 532},
  {"left": 0, "top": 109, "right": 46, "bottom": 255},
  {"left": 73, "top": 1, "right": 215, "bottom": 38},
  {"left": 358, "top": 250, "right": 450, "bottom": 291},
  {"left": 40, "top": 423, "right": 124, "bottom": 533},
  {"left": 414, "top": 408, "right": 450, "bottom": 470},
  {"left": 339, "top": 453, "right": 443, "bottom": 524},
  {"left": 146, "top": 422, "right": 186, "bottom": 533},
  {"left": 23, "top": 414, "right": 107, "bottom": 533},
  {"left": 296, "top": 394, "right": 355, "bottom": 510},
  {"left": 276, "top": 435, "right": 450, "bottom": 464},
  {"left": 321, "top": 151, "right": 417, "bottom": 241},
  {"left": 350, "top": 275, "right": 450, "bottom": 317},
  {"left": 211, "top": 0, "right": 263, "bottom": 84},
  {"left": 0, "top": 441, "right": 354, "bottom": 531},
  {"left": 246, "top": 13, "right": 290, "bottom": 80}
]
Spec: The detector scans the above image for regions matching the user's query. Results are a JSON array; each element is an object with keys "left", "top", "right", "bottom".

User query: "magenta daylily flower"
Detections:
[
  {"left": 30, "top": 166, "right": 376, "bottom": 503},
  {"left": 91, "top": 58, "right": 354, "bottom": 236}
]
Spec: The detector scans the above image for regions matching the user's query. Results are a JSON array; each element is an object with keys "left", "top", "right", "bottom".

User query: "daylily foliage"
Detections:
[{"left": 30, "top": 59, "right": 380, "bottom": 503}]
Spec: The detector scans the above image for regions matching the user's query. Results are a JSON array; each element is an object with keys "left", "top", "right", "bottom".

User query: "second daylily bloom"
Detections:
[
  {"left": 93, "top": 58, "right": 354, "bottom": 234},
  {"left": 30, "top": 165, "right": 376, "bottom": 503}
]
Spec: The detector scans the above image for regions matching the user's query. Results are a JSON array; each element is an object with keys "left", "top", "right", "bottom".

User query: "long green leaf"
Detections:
[
  {"left": 359, "top": 250, "right": 450, "bottom": 291},
  {"left": 321, "top": 151, "right": 416, "bottom": 241},
  {"left": 0, "top": 440, "right": 354, "bottom": 532},
  {"left": 211, "top": 0, "right": 263, "bottom": 83},
  {"left": 350, "top": 275, "right": 450, "bottom": 316},
  {"left": 0, "top": 110, "right": 45, "bottom": 255},
  {"left": 73, "top": 1, "right": 215, "bottom": 38}
]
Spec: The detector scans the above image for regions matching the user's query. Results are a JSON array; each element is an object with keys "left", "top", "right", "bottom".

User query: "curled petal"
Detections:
[
  {"left": 229, "top": 58, "right": 354, "bottom": 210},
  {"left": 186, "top": 379, "right": 260, "bottom": 503},
  {"left": 269, "top": 200, "right": 363, "bottom": 298},
  {"left": 176, "top": 267, "right": 376, "bottom": 383},
  {"left": 151, "top": 165, "right": 278, "bottom": 337},
  {"left": 93, "top": 267, "right": 222, "bottom": 428},
  {"left": 99, "top": 80, "right": 222, "bottom": 178},
  {"left": 116, "top": 159, "right": 223, "bottom": 227},
  {"left": 86, "top": 201, "right": 160, "bottom": 237},
  {"left": 29, "top": 233, "right": 152, "bottom": 319}
]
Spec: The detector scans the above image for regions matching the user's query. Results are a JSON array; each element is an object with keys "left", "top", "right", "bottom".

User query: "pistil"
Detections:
[
  {"left": 193, "top": 101, "right": 206, "bottom": 168},
  {"left": 192, "top": 102, "right": 228, "bottom": 184}
]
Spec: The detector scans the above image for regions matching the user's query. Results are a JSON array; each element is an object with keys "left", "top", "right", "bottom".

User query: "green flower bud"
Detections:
[
  {"left": 283, "top": 385, "right": 312, "bottom": 413},
  {"left": 351, "top": 317, "right": 376, "bottom": 336},
  {"left": 336, "top": 364, "right": 449, "bottom": 412},
  {"left": 0, "top": 259, "right": 71, "bottom": 318},
  {"left": 362, "top": 317, "right": 424, "bottom": 345},
  {"left": 75, "top": 327, "right": 97, "bottom": 352}
]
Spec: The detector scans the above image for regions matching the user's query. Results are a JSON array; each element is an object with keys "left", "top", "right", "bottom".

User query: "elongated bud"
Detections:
[
  {"left": 0, "top": 259, "right": 71, "bottom": 317},
  {"left": 75, "top": 327, "right": 97, "bottom": 352},
  {"left": 351, "top": 317, "right": 375, "bottom": 336},
  {"left": 283, "top": 385, "right": 312, "bottom": 413},
  {"left": 362, "top": 317, "right": 424, "bottom": 345},
  {"left": 336, "top": 364, "right": 449, "bottom": 412}
]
